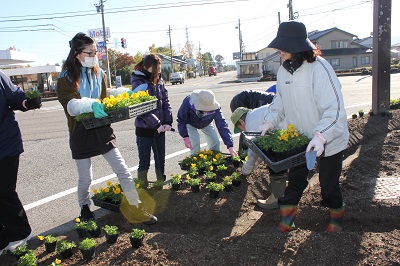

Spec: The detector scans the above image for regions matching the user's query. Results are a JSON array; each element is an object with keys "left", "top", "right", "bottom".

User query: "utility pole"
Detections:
[
  {"left": 168, "top": 25, "right": 173, "bottom": 76},
  {"left": 372, "top": 0, "right": 391, "bottom": 114},
  {"left": 95, "top": 0, "right": 111, "bottom": 87},
  {"left": 288, "top": 0, "right": 294, "bottom": 20},
  {"left": 236, "top": 19, "right": 243, "bottom": 61}
]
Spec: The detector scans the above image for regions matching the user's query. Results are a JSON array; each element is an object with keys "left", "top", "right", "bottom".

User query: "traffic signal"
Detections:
[{"left": 121, "top": 38, "right": 126, "bottom": 48}]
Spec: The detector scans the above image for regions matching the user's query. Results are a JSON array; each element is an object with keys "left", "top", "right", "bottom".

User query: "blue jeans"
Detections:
[
  {"left": 136, "top": 134, "right": 166, "bottom": 181},
  {"left": 187, "top": 123, "right": 220, "bottom": 154}
]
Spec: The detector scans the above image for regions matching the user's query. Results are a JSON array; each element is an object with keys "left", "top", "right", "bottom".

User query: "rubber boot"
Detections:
[
  {"left": 137, "top": 170, "right": 149, "bottom": 189},
  {"left": 277, "top": 205, "right": 297, "bottom": 232},
  {"left": 326, "top": 206, "right": 345, "bottom": 232}
]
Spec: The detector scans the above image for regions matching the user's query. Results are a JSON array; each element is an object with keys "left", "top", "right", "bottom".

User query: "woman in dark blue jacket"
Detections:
[
  {"left": 131, "top": 54, "right": 173, "bottom": 188},
  {"left": 177, "top": 89, "right": 237, "bottom": 156},
  {"left": 0, "top": 70, "right": 41, "bottom": 254}
]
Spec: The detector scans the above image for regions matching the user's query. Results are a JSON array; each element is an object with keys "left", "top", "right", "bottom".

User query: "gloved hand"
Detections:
[
  {"left": 127, "top": 90, "right": 134, "bottom": 96},
  {"left": 163, "top": 125, "right": 172, "bottom": 131},
  {"left": 228, "top": 147, "right": 238, "bottom": 157},
  {"left": 306, "top": 132, "right": 327, "bottom": 157},
  {"left": 259, "top": 121, "right": 273, "bottom": 136},
  {"left": 91, "top": 102, "right": 108, "bottom": 118},
  {"left": 157, "top": 125, "right": 165, "bottom": 133},
  {"left": 25, "top": 97, "right": 42, "bottom": 110},
  {"left": 183, "top": 137, "right": 193, "bottom": 150}
]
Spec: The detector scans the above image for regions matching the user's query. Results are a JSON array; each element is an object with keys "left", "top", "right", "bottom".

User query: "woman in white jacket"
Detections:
[{"left": 259, "top": 21, "right": 349, "bottom": 232}]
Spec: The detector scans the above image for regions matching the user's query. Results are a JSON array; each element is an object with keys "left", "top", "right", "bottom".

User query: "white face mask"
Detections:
[{"left": 80, "top": 56, "right": 98, "bottom": 68}]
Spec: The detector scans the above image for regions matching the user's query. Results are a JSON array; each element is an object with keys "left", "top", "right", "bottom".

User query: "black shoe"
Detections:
[{"left": 80, "top": 204, "right": 95, "bottom": 221}]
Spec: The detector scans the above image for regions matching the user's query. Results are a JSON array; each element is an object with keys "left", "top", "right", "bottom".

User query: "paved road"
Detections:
[{"left": 15, "top": 71, "right": 400, "bottom": 236}]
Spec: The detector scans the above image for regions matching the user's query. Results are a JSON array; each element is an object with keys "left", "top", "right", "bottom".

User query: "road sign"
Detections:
[{"left": 88, "top": 27, "right": 111, "bottom": 40}]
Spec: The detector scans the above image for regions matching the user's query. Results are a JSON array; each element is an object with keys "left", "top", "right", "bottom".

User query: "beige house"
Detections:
[{"left": 236, "top": 27, "right": 373, "bottom": 82}]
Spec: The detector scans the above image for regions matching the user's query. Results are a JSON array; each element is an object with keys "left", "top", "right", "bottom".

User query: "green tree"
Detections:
[
  {"left": 202, "top": 52, "right": 213, "bottom": 75},
  {"left": 215, "top": 54, "right": 224, "bottom": 72},
  {"left": 107, "top": 49, "right": 135, "bottom": 86},
  {"left": 148, "top": 44, "right": 175, "bottom": 57}
]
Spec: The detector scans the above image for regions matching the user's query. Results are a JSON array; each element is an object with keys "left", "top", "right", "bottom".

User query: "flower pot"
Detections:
[
  {"left": 76, "top": 228, "right": 87, "bottom": 238},
  {"left": 45, "top": 241, "right": 57, "bottom": 253},
  {"left": 88, "top": 227, "right": 101, "bottom": 238},
  {"left": 209, "top": 190, "right": 220, "bottom": 199},
  {"left": 352, "top": 114, "right": 357, "bottom": 119},
  {"left": 232, "top": 179, "right": 241, "bottom": 187},
  {"left": 232, "top": 160, "right": 242, "bottom": 167},
  {"left": 60, "top": 248, "right": 74, "bottom": 259},
  {"left": 105, "top": 233, "right": 119, "bottom": 244},
  {"left": 80, "top": 247, "right": 95, "bottom": 260},
  {"left": 216, "top": 170, "right": 227, "bottom": 177},
  {"left": 129, "top": 237, "right": 143, "bottom": 248},
  {"left": 198, "top": 167, "right": 206, "bottom": 175},
  {"left": 358, "top": 112, "right": 364, "bottom": 117},
  {"left": 224, "top": 184, "right": 233, "bottom": 192},
  {"left": 190, "top": 185, "right": 200, "bottom": 193},
  {"left": 171, "top": 183, "right": 181, "bottom": 191}
]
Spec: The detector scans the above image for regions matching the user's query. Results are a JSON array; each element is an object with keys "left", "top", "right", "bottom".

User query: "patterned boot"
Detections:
[
  {"left": 277, "top": 205, "right": 297, "bottom": 232},
  {"left": 326, "top": 206, "right": 345, "bottom": 232}
]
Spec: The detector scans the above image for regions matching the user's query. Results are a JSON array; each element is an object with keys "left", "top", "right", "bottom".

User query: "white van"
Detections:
[{"left": 170, "top": 72, "right": 185, "bottom": 85}]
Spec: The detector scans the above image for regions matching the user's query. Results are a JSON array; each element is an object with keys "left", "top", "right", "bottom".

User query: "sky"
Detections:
[{"left": 1, "top": 0, "right": 399, "bottom": 67}]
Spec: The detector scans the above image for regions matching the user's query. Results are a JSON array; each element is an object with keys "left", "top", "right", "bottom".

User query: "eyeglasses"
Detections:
[{"left": 81, "top": 50, "right": 98, "bottom": 57}]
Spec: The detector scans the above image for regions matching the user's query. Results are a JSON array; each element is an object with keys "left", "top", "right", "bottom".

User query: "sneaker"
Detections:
[
  {"left": 257, "top": 194, "right": 279, "bottom": 209},
  {"left": 80, "top": 204, "right": 95, "bottom": 221},
  {"left": 6, "top": 231, "right": 33, "bottom": 253}
]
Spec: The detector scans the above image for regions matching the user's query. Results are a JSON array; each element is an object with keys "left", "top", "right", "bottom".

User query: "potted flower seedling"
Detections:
[
  {"left": 352, "top": 114, "right": 358, "bottom": 119},
  {"left": 231, "top": 172, "right": 242, "bottom": 187},
  {"left": 129, "top": 228, "right": 145, "bottom": 248},
  {"left": 188, "top": 164, "right": 199, "bottom": 178},
  {"left": 134, "top": 178, "right": 146, "bottom": 190},
  {"left": 204, "top": 171, "right": 216, "bottom": 183},
  {"left": 358, "top": 109, "right": 364, "bottom": 117},
  {"left": 216, "top": 164, "right": 228, "bottom": 177},
  {"left": 74, "top": 218, "right": 87, "bottom": 238},
  {"left": 102, "top": 225, "right": 119, "bottom": 244},
  {"left": 223, "top": 176, "right": 233, "bottom": 192},
  {"left": 206, "top": 182, "right": 224, "bottom": 198},
  {"left": 231, "top": 155, "right": 243, "bottom": 167},
  {"left": 12, "top": 244, "right": 29, "bottom": 260},
  {"left": 16, "top": 250, "right": 37, "bottom": 266},
  {"left": 170, "top": 174, "right": 182, "bottom": 191},
  {"left": 57, "top": 240, "right": 76, "bottom": 259},
  {"left": 86, "top": 220, "right": 101, "bottom": 238},
  {"left": 38, "top": 234, "right": 58, "bottom": 253},
  {"left": 78, "top": 238, "right": 96, "bottom": 260},
  {"left": 150, "top": 180, "right": 164, "bottom": 192},
  {"left": 185, "top": 176, "right": 201, "bottom": 193}
]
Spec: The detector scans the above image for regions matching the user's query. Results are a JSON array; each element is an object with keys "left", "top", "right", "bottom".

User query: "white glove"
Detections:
[
  {"left": 157, "top": 125, "right": 165, "bottom": 133},
  {"left": 67, "top": 97, "right": 97, "bottom": 116},
  {"left": 163, "top": 125, "right": 172, "bottom": 131},
  {"left": 123, "top": 189, "right": 141, "bottom": 208},
  {"left": 306, "top": 132, "right": 327, "bottom": 157},
  {"left": 259, "top": 121, "right": 274, "bottom": 136}
]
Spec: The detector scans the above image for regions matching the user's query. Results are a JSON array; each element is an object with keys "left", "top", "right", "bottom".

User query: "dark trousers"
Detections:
[
  {"left": 136, "top": 134, "right": 166, "bottom": 181},
  {"left": 278, "top": 151, "right": 344, "bottom": 209},
  {"left": 0, "top": 155, "right": 31, "bottom": 249}
]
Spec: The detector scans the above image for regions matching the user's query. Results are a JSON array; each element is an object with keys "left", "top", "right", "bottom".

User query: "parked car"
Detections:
[
  {"left": 208, "top": 66, "right": 217, "bottom": 76},
  {"left": 170, "top": 72, "right": 185, "bottom": 85}
]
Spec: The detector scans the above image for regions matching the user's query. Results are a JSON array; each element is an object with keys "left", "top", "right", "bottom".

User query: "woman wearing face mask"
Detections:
[
  {"left": 130, "top": 54, "right": 173, "bottom": 188},
  {"left": 57, "top": 33, "right": 157, "bottom": 225}
]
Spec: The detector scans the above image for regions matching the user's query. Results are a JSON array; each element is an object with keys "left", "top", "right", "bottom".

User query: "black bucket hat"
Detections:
[{"left": 267, "top": 21, "right": 316, "bottom": 53}]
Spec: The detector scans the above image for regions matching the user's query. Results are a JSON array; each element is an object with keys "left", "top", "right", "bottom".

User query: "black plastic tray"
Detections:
[{"left": 242, "top": 131, "right": 306, "bottom": 172}]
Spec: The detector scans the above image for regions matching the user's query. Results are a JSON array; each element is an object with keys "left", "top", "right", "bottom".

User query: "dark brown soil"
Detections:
[{"left": 2, "top": 110, "right": 400, "bottom": 266}]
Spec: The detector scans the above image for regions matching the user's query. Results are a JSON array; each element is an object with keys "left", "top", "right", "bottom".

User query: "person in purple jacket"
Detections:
[
  {"left": 177, "top": 89, "right": 238, "bottom": 157},
  {"left": 0, "top": 70, "right": 41, "bottom": 255},
  {"left": 131, "top": 54, "right": 173, "bottom": 188}
]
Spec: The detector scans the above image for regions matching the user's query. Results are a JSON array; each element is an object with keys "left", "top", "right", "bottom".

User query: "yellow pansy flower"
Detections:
[
  {"left": 38, "top": 235, "right": 44, "bottom": 241},
  {"left": 93, "top": 189, "right": 98, "bottom": 194},
  {"left": 106, "top": 181, "right": 113, "bottom": 186},
  {"left": 55, "top": 259, "right": 62, "bottom": 264},
  {"left": 113, "top": 188, "right": 121, "bottom": 194},
  {"left": 104, "top": 187, "right": 110, "bottom": 193}
]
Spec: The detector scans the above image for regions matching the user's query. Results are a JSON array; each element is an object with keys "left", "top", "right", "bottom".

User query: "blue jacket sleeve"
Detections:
[
  {"left": 177, "top": 96, "right": 191, "bottom": 138},
  {"left": 213, "top": 109, "right": 234, "bottom": 148}
]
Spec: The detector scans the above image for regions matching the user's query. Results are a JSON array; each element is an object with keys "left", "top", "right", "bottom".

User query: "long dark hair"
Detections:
[
  {"left": 62, "top": 32, "right": 99, "bottom": 89},
  {"left": 134, "top": 54, "right": 162, "bottom": 84},
  {"left": 291, "top": 49, "right": 321, "bottom": 65}
]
